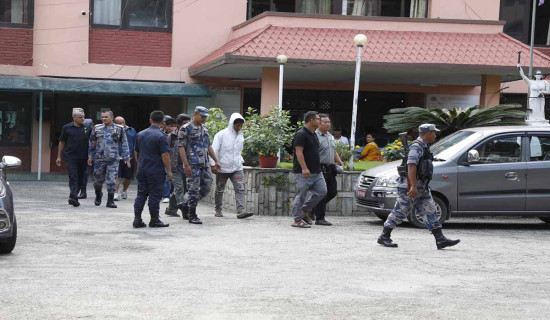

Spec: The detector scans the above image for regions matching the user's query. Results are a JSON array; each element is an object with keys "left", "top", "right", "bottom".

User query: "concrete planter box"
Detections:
[{"left": 203, "top": 167, "right": 366, "bottom": 216}]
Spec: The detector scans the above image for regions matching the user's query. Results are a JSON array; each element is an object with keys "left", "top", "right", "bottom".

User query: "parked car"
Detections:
[
  {"left": 355, "top": 126, "right": 550, "bottom": 228},
  {"left": 0, "top": 156, "right": 21, "bottom": 253}
]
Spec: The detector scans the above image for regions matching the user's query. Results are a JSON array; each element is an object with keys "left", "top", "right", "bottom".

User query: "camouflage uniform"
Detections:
[
  {"left": 89, "top": 123, "right": 130, "bottom": 194},
  {"left": 178, "top": 121, "right": 212, "bottom": 208},
  {"left": 384, "top": 138, "right": 442, "bottom": 231}
]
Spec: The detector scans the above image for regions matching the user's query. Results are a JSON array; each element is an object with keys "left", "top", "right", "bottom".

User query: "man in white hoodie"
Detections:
[{"left": 210, "top": 113, "right": 253, "bottom": 219}]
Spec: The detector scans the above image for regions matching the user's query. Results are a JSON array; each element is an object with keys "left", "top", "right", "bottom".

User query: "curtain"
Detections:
[
  {"left": 300, "top": 0, "right": 332, "bottom": 14},
  {"left": 410, "top": 0, "right": 427, "bottom": 18},
  {"left": 93, "top": 0, "right": 122, "bottom": 26},
  {"left": 351, "top": 0, "right": 380, "bottom": 16}
]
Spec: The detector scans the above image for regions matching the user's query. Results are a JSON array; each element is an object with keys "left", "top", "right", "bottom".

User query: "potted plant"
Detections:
[{"left": 243, "top": 106, "right": 296, "bottom": 168}]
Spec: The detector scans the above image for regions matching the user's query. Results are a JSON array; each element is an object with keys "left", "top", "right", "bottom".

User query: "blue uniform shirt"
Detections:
[
  {"left": 135, "top": 124, "right": 170, "bottom": 175},
  {"left": 59, "top": 122, "right": 92, "bottom": 160},
  {"left": 124, "top": 126, "right": 137, "bottom": 156}
]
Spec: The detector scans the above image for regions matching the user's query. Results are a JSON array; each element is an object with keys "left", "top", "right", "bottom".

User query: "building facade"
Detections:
[{"left": 0, "top": 0, "right": 548, "bottom": 173}]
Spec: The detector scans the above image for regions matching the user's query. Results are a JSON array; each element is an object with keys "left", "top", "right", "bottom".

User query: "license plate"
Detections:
[{"left": 357, "top": 189, "right": 366, "bottom": 198}]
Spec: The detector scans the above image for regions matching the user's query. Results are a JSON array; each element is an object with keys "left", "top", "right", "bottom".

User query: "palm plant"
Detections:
[{"left": 383, "top": 104, "right": 525, "bottom": 137}]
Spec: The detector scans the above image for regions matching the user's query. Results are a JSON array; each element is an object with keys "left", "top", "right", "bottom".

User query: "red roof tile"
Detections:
[{"left": 190, "top": 25, "right": 550, "bottom": 73}]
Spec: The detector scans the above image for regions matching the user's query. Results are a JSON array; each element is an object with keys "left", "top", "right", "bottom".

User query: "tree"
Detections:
[{"left": 383, "top": 104, "right": 526, "bottom": 137}]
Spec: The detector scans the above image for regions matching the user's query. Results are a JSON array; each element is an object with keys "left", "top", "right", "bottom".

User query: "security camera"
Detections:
[{"left": 81, "top": 11, "right": 87, "bottom": 15}]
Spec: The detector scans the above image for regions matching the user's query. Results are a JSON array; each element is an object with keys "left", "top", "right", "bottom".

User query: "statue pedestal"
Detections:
[{"left": 526, "top": 119, "right": 550, "bottom": 126}]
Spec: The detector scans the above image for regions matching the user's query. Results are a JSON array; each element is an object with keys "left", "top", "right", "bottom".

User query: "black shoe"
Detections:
[
  {"left": 237, "top": 212, "right": 253, "bottom": 219},
  {"left": 133, "top": 219, "right": 146, "bottom": 228},
  {"left": 149, "top": 218, "right": 169, "bottom": 228},
  {"left": 78, "top": 188, "right": 87, "bottom": 199},
  {"left": 315, "top": 219, "right": 332, "bottom": 226},
  {"left": 164, "top": 209, "right": 180, "bottom": 217},
  {"left": 377, "top": 227, "right": 398, "bottom": 248},
  {"left": 188, "top": 207, "right": 202, "bottom": 224},
  {"left": 94, "top": 188, "right": 103, "bottom": 206},
  {"left": 179, "top": 204, "right": 189, "bottom": 220},
  {"left": 106, "top": 193, "right": 117, "bottom": 208},
  {"left": 68, "top": 198, "right": 80, "bottom": 207},
  {"left": 432, "top": 228, "right": 460, "bottom": 250}
]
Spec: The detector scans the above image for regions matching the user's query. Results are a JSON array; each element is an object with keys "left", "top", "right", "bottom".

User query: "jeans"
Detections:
[
  {"left": 215, "top": 170, "right": 246, "bottom": 214},
  {"left": 291, "top": 173, "right": 327, "bottom": 221}
]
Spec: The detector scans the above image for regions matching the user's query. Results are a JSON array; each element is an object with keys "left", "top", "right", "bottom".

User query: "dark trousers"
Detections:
[
  {"left": 66, "top": 159, "right": 88, "bottom": 200},
  {"left": 134, "top": 172, "right": 165, "bottom": 216},
  {"left": 312, "top": 171, "right": 338, "bottom": 220}
]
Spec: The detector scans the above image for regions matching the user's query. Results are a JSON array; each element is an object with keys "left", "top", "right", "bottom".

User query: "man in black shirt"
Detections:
[
  {"left": 56, "top": 108, "right": 92, "bottom": 207},
  {"left": 291, "top": 111, "right": 327, "bottom": 228}
]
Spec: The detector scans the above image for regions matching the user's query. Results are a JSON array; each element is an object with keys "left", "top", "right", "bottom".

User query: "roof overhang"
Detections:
[
  {"left": 0, "top": 75, "right": 211, "bottom": 97},
  {"left": 189, "top": 26, "right": 550, "bottom": 86}
]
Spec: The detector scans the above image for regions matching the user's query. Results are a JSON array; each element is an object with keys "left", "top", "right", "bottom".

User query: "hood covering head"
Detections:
[{"left": 228, "top": 113, "right": 245, "bottom": 133}]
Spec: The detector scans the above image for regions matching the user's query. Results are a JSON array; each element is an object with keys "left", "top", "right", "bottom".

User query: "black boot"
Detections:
[
  {"left": 133, "top": 212, "right": 146, "bottom": 228},
  {"left": 164, "top": 195, "right": 180, "bottom": 217},
  {"left": 78, "top": 187, "right": 87, "bottom": 199},
  {"left": 94, "top": 187, "right": 103, "bottom": 206},
  {"left": 432, "top": 228, "right": 460, "bottom": 250},
  {"left": 106, "top": 193, "right": 117, "bottom": 208},
  {"left": 149, "top": 212, "right": 169, "bottom": 228},
  {"left": 188, "top": 207, "right": 202, "bottom": 224},
  {"left": 179, "top": 204, "right": 189, "bottom": 220},
  {"left": 377, "top": 227, "right": 398, "bottom": 248},
  {"left": 68, "top": 198, "right": 80, "bottom": 207}
]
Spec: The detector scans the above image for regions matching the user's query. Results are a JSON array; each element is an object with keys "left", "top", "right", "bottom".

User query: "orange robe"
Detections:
[{"left": 359, "top": 142, "right": 381, "bottom": 161}]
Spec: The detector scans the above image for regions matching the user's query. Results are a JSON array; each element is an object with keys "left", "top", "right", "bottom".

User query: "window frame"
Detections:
[
  {"left": 527, "top": 133, "right": 550, "bottom": 162},
  {"left": 460, "top": 133, "right": 527, "bottom": 165},
  {"left": 90, "top": 0, "right": 173, "bottom": 33},
  {"left": 0, "top": 0, "right": 34, "bottom": 29}
]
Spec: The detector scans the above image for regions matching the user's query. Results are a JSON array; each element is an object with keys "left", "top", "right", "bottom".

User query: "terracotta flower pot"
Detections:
[{"left": 258, "top": 156, "right": 278, "bottom": 168}]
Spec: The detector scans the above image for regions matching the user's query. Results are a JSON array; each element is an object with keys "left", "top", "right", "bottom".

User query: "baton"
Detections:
[{"left": 518, "top": 51, "right": 521, "bottom": 64}]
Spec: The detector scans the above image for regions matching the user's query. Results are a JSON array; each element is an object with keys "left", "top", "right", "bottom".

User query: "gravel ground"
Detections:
[{"left": 1, "top": 181, "right": 550, "bottom": 320}]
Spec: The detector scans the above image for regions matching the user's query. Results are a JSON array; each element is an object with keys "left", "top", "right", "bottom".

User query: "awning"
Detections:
[
  {"left": 189, "top": 25, "right": 550, "bottom": 85},
  {"left": 0, "top": 75, "right": 211, "bottom": 97}
]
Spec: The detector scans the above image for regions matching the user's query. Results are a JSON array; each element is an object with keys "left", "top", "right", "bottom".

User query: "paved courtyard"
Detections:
[{"left": 2, "top": 181, "right": 550, "bottom": 319}]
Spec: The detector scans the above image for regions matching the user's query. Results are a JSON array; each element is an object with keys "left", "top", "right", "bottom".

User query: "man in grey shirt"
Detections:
[{"left": 313, "top": 114, "right": 344, "bottom": 226}]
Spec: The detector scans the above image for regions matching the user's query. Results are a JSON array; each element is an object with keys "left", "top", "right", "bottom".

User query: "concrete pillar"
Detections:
[
  {"left": 480, "top": 75, "right": 501, "bottom": 107},
  {"left": 31, "top": 120, "right": 51, "bottom": 173},
  {"left": 260, "top": 67, "right": 279, "bottom": 114}
]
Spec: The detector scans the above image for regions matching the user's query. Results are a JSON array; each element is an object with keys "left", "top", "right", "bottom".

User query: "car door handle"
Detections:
[{"left": 504, "top": 172, "right": 519, "bottom": 180}]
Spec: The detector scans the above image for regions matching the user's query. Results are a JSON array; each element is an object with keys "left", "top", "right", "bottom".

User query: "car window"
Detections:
[
  {"left": 529, "top": 135, "right": 550, "bottom": 161},
  {"left": 473, "top": 135, "right": 522, "bottom": 164},
  {"left": 431, "top": 131, "right": 482, "bottom": 160}
]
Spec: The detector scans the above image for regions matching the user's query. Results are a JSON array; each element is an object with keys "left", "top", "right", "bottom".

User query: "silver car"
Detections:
[{"left": 355, "top": 126, "right": 550, "bottom": 228}]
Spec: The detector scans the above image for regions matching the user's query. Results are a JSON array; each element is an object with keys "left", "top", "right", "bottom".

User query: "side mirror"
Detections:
[
  {"left": 467, "top": 150, "right": 480, "bottom": 163},
  {"left": 2, "top": 156, "right": 22, "bottom": 169}
]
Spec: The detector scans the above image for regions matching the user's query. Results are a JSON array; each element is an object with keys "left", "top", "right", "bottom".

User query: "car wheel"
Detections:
[
  {"left": 407, "top": 196, "right": 448, "bottom": 229},
  {"left": 0, "top": 218, "right": 16, "bottom": 254},
  {"left": 539, "top": 217, "right": 550, "bottom": 224},
  {"left": 374, "top": 213, "right": 388, "bottom": 221}
]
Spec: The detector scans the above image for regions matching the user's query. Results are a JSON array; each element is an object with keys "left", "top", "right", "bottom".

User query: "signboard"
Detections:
[{"left": 426, "top": 94, "right": 480, "bottom": 110}]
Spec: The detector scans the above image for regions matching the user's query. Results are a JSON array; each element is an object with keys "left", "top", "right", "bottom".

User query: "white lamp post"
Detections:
[
  {"left": 276, "top": 54, "right": 287, "bottom": 163},
  {"left": 349, "top": 34, "right": 367, "bottom": 171}
]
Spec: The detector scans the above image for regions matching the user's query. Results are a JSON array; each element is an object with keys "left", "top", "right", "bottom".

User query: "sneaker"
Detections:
[
  {"left": 113, "top": 193, "right": 121, "bottom": 201},
  {"left": 162, "top": 198, "right": 170, "bottom": 203},
  {"left": 121, "top": 191, "right": 128, "bottom": 199},
  {"left": 214, "top": 212, "right": 223, "bottom": 217}
]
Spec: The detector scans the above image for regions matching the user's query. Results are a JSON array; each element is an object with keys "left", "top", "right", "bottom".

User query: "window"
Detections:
[
  {"left": 473, "top": 135, "right": 523, "bottom": 164},
  {"left": 501, "top": 0, "right": 550, "bottom": 46},
  {"left": 345, "top": 0, "right": 427, "bottom": 18},
  {"left": 529, "top": 135, "right": 550, "bottom": 161},
  {"left": 0, "top": 0, "right": 33, "bottom": 27},
  {"left": 248, "top": 0, "right": 338, "bottom": 19},
  {"left": 91, "top": 0, "right": 172, "bottom": 32},
  {"left": 0, "top": 92, "right": 32, "bottom": 146}
]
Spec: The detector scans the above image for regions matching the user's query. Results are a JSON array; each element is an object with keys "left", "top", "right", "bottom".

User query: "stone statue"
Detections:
[{"left": 518, "top": 63, "right": 550, "bottom": 125}]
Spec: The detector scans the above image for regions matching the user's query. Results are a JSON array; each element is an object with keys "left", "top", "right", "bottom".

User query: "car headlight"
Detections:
[{"left": 375, "top": 175, "right": 400, "bottom": 188}]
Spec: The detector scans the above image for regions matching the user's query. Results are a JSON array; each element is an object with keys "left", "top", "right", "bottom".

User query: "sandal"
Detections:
[
  {"left": 291, "top": 220, "right": 311, "bottom": 228},
  {"left": 237, "top": 212, "right": 253, "bottom": 219},
  {"left": 302, "top": 216, "right": 313, "bottom": 225}
]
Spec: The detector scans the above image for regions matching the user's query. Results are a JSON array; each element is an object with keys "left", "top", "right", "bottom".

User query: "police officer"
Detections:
[
  {"left": 56, "top": 108, "right": 92, "bottom": 207},
  {"left": 165, "top": 113, "right": 191, "bottom": 217},
  {"left": 377, "top": 124, "right": 460, "bottom": 250},
  {"left": 133, "top": 110, "right": 172, "bottom": 228},
  {"left": 178, "top": 106, "right": 221, "bottom": 224},
  {"left": 88, "top": 110, "right": 130, "bottom": 208}
]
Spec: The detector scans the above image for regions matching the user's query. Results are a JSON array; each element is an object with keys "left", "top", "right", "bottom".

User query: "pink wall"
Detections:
[{"left": 429, "top": 0, "right": 501, "bottom": 21}]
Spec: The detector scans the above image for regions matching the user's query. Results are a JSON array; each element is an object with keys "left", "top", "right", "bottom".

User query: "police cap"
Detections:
[
  {"left": 194, "top": 106, "right": 209, "bottom": 116},
  {"left": 418, "top": 123, "right": 440, "bottom": 133}
]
